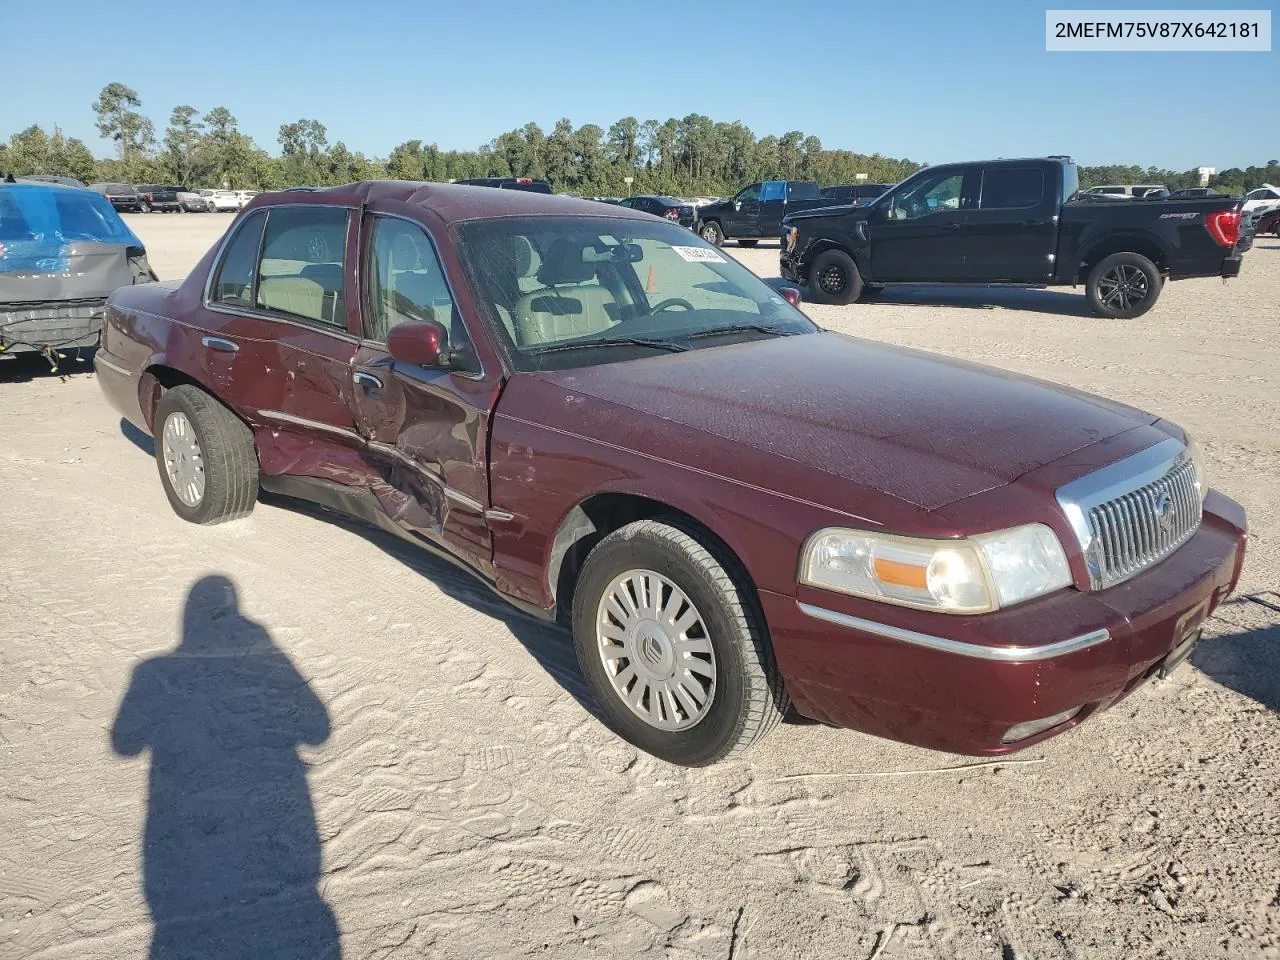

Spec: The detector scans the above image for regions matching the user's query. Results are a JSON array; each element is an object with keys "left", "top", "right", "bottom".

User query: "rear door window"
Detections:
[
  {"left": 787, "top": 181, "right": 820, "bottom": 201},
  {"left": 759, "top": 182, "right": 785, "bottom": 202},
  {"left": 210, "top": 211, "right": 266, "bottom": 307},
  {"left": 255, "top": 206, "right": 350, "bottom": 328},
  {"left": 980, "top": 167, "right": 1046, "bottom": 209}
]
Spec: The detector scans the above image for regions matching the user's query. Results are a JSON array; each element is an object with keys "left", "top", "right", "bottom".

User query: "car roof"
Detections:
[{"left": 258, "top": 180, "right": 655, "bottom": 225}]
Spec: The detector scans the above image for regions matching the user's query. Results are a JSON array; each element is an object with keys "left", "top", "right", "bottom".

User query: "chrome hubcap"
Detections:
[
  {"left": 596, "top": 569, "right": 716, "bottom": 731},
  {"left": 701, "top": 226, "right": 718, "bottom": 242},
  {"left": 161, "top": 412, "right": 205, "bottom": 507},
  {"left": 1097, "top": 264, "right": 1149, "bottom": 311}
]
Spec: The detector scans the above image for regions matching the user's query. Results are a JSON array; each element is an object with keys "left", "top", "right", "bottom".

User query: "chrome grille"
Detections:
[
  {"left": 1087, "top": 457, "right": 1201, "bottom": 587},
  {"left": 1055, "top": 438, "right": 1204, "bottom": 591}
]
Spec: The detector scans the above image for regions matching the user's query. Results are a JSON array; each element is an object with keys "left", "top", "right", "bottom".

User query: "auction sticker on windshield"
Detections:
[{"left": 671, "top": 246, "right": 727, "bottom": 263}]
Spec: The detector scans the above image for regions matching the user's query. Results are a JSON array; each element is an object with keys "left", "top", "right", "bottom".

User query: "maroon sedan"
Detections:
[{"left": 94, "top": 182, "right": 1247, "bottom": 766}]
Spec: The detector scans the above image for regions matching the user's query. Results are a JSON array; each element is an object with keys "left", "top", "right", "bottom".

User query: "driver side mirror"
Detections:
[
  {"left": 733, "top": 201, "right": 741, "bottom": 211},
  {"left": 387, "top": 319, "right": 447, "bottom": 367}
]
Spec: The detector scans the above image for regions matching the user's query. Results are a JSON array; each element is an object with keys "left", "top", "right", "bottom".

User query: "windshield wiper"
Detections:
[
  {"left": 681, "top": 323, "right": 800, "bottom": 340},
  {"left": 532, "top": 336, "right": 688, "bottom": 356}
]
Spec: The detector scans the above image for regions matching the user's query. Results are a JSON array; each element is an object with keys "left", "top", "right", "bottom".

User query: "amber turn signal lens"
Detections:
[{"left": 871, "top": 557, "right": 928, "bottom": 590}]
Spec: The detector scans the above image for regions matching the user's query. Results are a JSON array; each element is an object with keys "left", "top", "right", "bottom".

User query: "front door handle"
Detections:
[
  {"left": 353, "top": 372, "right": 383, "bottom": 391},
  {"left": 201, "top": 336, "right": 238, "bottom": 353}
]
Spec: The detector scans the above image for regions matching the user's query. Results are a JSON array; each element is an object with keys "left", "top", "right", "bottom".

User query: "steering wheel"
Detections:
[{"left": 649, "top": 297, "right": 694, "bottom": 313}]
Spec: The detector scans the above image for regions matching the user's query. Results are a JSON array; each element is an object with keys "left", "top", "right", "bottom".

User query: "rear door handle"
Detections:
[
  {"left": 353, "top": 372, "right": 383, "bottom": 390},
  {"left": 201, "top": 336, "right": 238, "bottom": 353}
]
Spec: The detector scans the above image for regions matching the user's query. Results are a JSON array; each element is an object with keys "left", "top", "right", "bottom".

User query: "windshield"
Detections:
[
  {"left": 457, "top": 216, "right": 815, "bottom": 370},
  {"left": 0, "top": 185, "right": 142, "bottom": 272}
]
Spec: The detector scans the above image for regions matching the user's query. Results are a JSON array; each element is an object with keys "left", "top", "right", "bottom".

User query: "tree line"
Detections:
[{"left": 2, "top": 82, "right": 1277, "bottom": 199}]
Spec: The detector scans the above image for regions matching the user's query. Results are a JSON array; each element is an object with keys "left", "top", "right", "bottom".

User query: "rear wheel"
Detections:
[
  {"left": 699, "top": 221, "right": 724, "bottom": 247},
  {"left": 572, "top": 519, "right": 788, "bottom": 766},
  {"left": 154, "top": 385, "right": 258, "bottom": 525},
  {"left": 1086, "top": 252, "right": 1162, "bottom": 318},
  {"left": 138, "top": 202, "right": 150, "bottom": 214},
  {"left": 808, "top": 249, "right": 863, "bottom": 305},
  {"left": 737, "top": 239, "right": 759, "bottom": 247}
]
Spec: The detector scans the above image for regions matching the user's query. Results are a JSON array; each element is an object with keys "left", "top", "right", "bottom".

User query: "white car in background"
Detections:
[
  {"left": 1242, "top": 184, "right": 1280, "bottom": 215},
  {"left": 234, "top": 190, "right": 259, "bottom": 208},
  {"left": 201, "top": 189, "right": 241, "bottom": 212}
]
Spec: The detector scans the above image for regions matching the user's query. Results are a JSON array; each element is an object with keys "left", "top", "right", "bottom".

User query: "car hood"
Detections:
[{"left": 532, "top": 332, "right": 1155, "bottom": 510}]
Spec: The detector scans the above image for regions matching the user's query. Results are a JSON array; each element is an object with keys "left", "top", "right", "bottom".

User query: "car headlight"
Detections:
[
  {"left": 799, "top": 524, "right": 1072, "bottom": 614},
  {"left": 1185, "top": 434, "right": 1207, "bottom": 500}
]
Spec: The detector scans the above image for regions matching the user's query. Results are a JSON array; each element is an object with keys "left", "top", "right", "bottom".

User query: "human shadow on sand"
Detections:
[{"left": 111, "top": 575, "right": 340, "bottom": 959}]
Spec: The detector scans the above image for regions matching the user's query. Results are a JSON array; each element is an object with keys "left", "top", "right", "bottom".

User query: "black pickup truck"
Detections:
[
  {"left": 696, "top": 180, "right": 834, "bottom": 247},
  {"left": 780, "top": 157, "right": 1245, "bottom": 318},
  {"left": 134, "top": 184, "right": 182, "bottom": 213}
]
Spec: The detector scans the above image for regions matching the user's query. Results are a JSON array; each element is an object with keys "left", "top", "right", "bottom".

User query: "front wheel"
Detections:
[
  {"left": 808, "top": 249, "right": 864, "bottom": 305},
  {"left": 699, "top": 221, "right": 724, "bottom": 247},
  {"left": 138, "top": 202, "right": 150, "bottom": 214},
  {"left": 572, "top": 519, "right": 788, "bottom": 766},
  {"left": 1086, "top": 252, "right": 1162, "bottom": 318},
  {"left": 154, "top": 385, "right": 259, "bottom": 525}
]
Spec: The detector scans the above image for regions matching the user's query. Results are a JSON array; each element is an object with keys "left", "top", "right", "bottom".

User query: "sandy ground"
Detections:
[{"left": 2, "top": 212, "right": 1277, "bottom": 960}]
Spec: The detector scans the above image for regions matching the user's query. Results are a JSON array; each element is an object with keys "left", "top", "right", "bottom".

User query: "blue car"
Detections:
[{"left": 1, "top": 179, "right": 156, "bottom": 359}]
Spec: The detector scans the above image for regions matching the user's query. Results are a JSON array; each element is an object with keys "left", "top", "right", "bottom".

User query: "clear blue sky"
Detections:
[{"left": 5, "top": 0, "right": 1276, "bottom": 170}]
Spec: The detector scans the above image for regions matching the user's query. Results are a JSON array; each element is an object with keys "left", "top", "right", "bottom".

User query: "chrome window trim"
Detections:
[
  {"left": 1055, "top": 437, "right": 1194, "bottom": 588},
  {"left": 798, "top": 602, "right": 1111, "bottom": 662}
]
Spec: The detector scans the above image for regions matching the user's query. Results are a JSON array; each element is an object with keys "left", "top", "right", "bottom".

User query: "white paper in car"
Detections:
[{"left": 671, "top": 245, "right": 726, "bottom": 263}]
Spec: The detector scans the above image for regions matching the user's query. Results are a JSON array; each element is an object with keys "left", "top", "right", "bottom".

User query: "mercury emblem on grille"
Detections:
[{"left": 1154, "top": 491, "right": 1176, "bottom": 532}]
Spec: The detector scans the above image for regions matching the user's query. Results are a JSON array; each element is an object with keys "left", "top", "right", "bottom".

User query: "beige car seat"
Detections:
[{"left": 512, "top": 239, "right": 618, "bottom": 345}]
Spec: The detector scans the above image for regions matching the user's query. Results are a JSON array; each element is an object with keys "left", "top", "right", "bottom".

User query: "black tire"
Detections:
[
  {"left": 153, "top": 385, "right": 258, "bottom": 525},
  {"left": 737, "top": 238, "right": 759, "bottom": 247},
  {"left": 572, "top": 519, "right": 789, "bottom": 766},
  {"left": 808, "top": 249, "right": 863, "bottom": 305},
  {"left": 699, "top": 221, "right": 724, "bottom": 247},
  {"left": 1086, "top": 252, "right": 1162, "bottom": 319}
]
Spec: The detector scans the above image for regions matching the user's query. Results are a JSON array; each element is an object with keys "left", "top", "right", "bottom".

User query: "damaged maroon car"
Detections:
[{"left": 95, "top": 182, "right": 1247, "bottom": 766}]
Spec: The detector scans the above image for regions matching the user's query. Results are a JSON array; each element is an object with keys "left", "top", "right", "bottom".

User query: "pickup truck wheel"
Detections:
[
  {"left": 737, "top": 239, "right": 759, "bottom": 247},
  {"left": 154, "top": 385, "right": 258, "bottom": 525},
  {"left": 572, "top": 519, "right": 788, "bottom": 766},
  {"left": 139, "top": 202, "right": 151, "bottom": 214},
  {"left": 699, "top": 221, "right": 724, "bottom": 247},
  {"left": 808, "top": 249, "right": 863, "bottom": 305},
  {"left": 1086, "top": 252, "right": 1162, "bottom": 318}
]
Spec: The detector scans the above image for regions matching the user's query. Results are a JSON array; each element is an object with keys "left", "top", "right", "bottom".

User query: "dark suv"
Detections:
[
  {"left": 455, "top": 177, "right": 553, "bottom": 194},
  {"left": 820, "top": 183, "right": 892, "bottom": 206}
]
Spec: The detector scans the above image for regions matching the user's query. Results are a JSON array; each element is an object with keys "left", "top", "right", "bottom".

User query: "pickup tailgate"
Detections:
[{"left": 1060, "top": 196, "right": 1244, "bottom": 279}]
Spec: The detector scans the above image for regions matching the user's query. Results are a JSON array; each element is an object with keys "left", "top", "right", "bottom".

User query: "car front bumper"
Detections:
[
  {"left": 762, "top": 489, "right": 1247, "bottom": 754},
  {"left": 0, "top": 300, "right": 106, "bottom": 354}
]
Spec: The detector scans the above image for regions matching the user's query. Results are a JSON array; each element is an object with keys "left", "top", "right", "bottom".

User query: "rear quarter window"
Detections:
[
  {"left": 787, "top": 182, "right": 820, "bottom": 201},
  {"left": 980, "top": 167, "right": 1046, "bottom": 209},
  {"left": 211, "top": 211, "right": 267, "bottom": 307}
]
